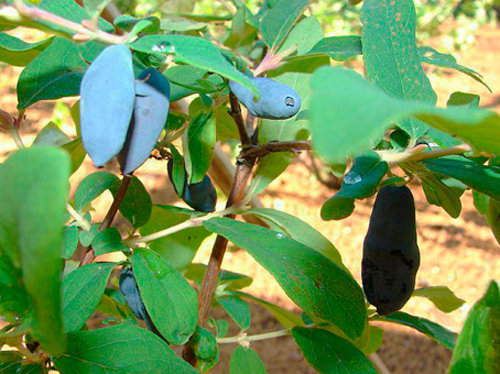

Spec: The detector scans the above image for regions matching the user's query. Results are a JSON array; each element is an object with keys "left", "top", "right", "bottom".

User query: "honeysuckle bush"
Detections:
[
  {"left": 126, "top": 0, "right": 500, "bottom": 49},
  {"left": 0, "top": 0, "right": 499, "bottom": 373}
]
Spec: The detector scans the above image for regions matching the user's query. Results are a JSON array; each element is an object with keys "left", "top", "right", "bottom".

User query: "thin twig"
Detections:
[
  {"left": 11, "top": 0, "right": 127, "bottom": 45},
  {"left": 101, "top": 175, "right": 132, "bottom": 230},
  {"left": 66, "top": 203, "right": 91, "bottom": 231},
  {"left": 79, "top": 175, "right": 132, "bottom": 266},
  {"left": 379, "top": 144, "right": 473, "bottom": 164},
  {"left": 217, "top": 328, "right": 292, "bottom": 345},
  {"left": 124, "top": 204, "right": 248, "bottom": 246},
  {"left": 369, "top": 353, "right": 393, "bottom": 374},
  {"left": 241, "top": 140, "right": 313, "bottom": 159},
  {"left": 9, "top": 129, "right": 25, "bottom": 149}
]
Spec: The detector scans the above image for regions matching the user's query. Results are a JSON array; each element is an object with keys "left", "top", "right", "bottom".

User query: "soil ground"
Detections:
[{"left": 0, "top": 23, "right": 499, "bottom": 374}]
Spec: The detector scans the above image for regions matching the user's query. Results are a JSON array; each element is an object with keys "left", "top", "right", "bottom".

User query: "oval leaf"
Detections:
[
  {"left": 243, "top": 207, "right": 343, "bottom": 267},
  {"left": 62, "top": 262, "right": 116, "bottom": 332},
  {"left": 413, "top": 286, "right": 465, "bottom": 313},
  {"left": 372, "top": 311, "right": 456, "bottom": 350},
  {"left": 203, "top": 218, "right": 366, "bottom": 339},
  {"left": 17, "top": 37, "right": 87, "bottom": 109},
  {"left": 293, "top": 327, "right": 378, "bottom": 374},
  {"left": 229, "top": 346, "right": 268, "bottom": 374},
  {"left": 132, "top": 249, "right": 198, "bottom": 345},
  {"left": 0, "top": 147, "right": 70, "bottom": 354},
  {"left": 131, "top": 35, "right": 259, "bottom": 98},
  {"left": 361, "top": 0, "right": 437, "bottom": 138},
  {"left": 53, "top": 325, "right": 200, "bottom": 373},
  {"left": 74, "top": 171, "right": 120, "bottom": 211},
  {"left": 447, "top": 281, "right": 500, "bottom": 374}
]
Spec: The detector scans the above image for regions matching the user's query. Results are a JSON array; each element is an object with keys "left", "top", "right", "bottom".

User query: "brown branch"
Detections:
[
  {"left": 241, "top": 140, "right": 312, "bottom": 159},
  {"left": 79, "top": 175, "right": 132, "bottom": 266},
  {"left": 183, "top": 96, "right": 257, "bottom": 366},
  {"left": 229, "top": 92, "right": 252, "bottom": 147}
]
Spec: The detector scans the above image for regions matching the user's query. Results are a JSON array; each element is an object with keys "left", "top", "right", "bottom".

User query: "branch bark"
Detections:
[
  {"left": 183, "top": 96, "right": 257, "bottom": 365},
  {"left": 229, "top": 92, "right": 252, "bottom": 147},
  {"left": 241, "top": 140, "right": 312, "bottom": 159}
]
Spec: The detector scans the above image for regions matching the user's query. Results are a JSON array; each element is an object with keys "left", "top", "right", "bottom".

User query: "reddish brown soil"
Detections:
[{"left": 0, "top": 24, "right": 499, "bottom": 374}]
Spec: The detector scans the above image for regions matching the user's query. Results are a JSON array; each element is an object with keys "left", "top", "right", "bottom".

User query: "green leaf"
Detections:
[
  {"left": 230, "top": 346, "right": 268, "bottom": 374},
  {"left": 62, "top": 226, "right": 79, "bottom": 259},
  {"left": 0, "top": 248, "right": 30, "bottom": 324},
  {"left": 204, "top": 218, "right": 366, "bottom": 339},
  {"left": 487, "top": 198, "right": 500, "bottom": 245},
  {"left": 185, "top": 263, "right": 253, "bottom": 291},
  {"left": 361, "top": 0, "right": 437, "bottom": 139},
  {"left": 236, "top": 292, "right": 304, "bottom": 328},
  {"left": 79, "top": 224, "right": 98, "bottom": 247},
  {"left": 53, "top": 325, "right": 200, "bottom": 373},
  {"left": 339, "top": 152, "right": 388, "bottom": 198},
  {"left": 419, "top": 46, "right": 491, "bottom": 92},
  {"left": 132, "top": 248, "right": 198, "bottom": 345},
  {"left": 211, "top": 319, "right": 229, "bottom": 338},
  {"left": 322, "top": 152, "right": 388, "bottom": 220},
  {"left": 224, "top": 7, "right": 258, "bottom": 49},
  {"left": 139, "top": 206, "right": 212, "bottom": 270},
  {"left": 92, "top": 227, "right": 128, "bottom": 256},
  {"left": 131, "top": 35, "right": 259, "bottom": 98},
  {"left": 292, "top": 327, "right": 378, "bottom": 374},
  {"left": 0, "top": 32, "right": 54, "bottom": 67},
  {"left": 61, "top": 138, "right": 86, "bottom": 175},
  {"left": 215, "top": 105, "right": 239, "bottom": 141},
  {"left": 17, "top": 37, "right": 87, "bottom": 109},
  {"left": 413, "top": 286, "right": 465, "bottom": 313},
  {"left": 164, "top": 65, "right": 207, "bottom": 102},
  {"left": 168, "top": 145, "right": 186, "bottom": 197},
  {"left": 248, "top": 152, "right": 296, "bottom": 198},
  {"left": 421, "top": 174, "right": 462, "bottom": 219},
  {"left": 74, "top": 171, "right": 119, "bottom": 211},
  {"left": 161, "top": 19, "right": 207, "bottom": 33},
  {"left": 447, "top": 92, "right": 481, "bottom": 108},
  {"left": 361, "top": 325, "right": 385, "bottom": 355},
  {"left": 38, "top": 0, "right": 114, "bottom": 34},
  {"left": 110, "top": 176, "right": 152, "bottom": 228},
  {"left": 0, "top": 352, "right": 43, "bottom": 374},
  {"left": 279, "top": 17, "right": 323, "bottom": 56},
  {"left": 310, "top": 67, "right": 500, "bottom": 163},
  {"left": 243, "top": 207, "right": 343, "bottom": 267},
  {"left": 0, "top": 147, "right": 70, "bottom": 354},
  {"left": 473, "top": 190, "right": 489, "bottom": 216},
  {"left": 183, "top": 112, "right": 216, "bottom": 184},
  {"left": 217, "top": 296, "right": 251, "bottom": 331},
  {"left": 303, "top": 35, "right": 362, "bottom": 61},
  {"left": 372, "top": 311, "right": 456, "bottom": 350},
  {"left": 423, "top": 157, "right": 500, "bottom": 201},
  {"left": 83, "top": 0, "right": 113, "bottom": 20},
  {"left": 447, "top": 281, "right": 500, "bottom": 374},
  {"left": 260, "top": 0, "right": 310, "bottom": 51},
  {"left": 320, "top": 195, "right": 356, "bottom": 221},
  {"left": 115, "top": 15, "right": 160, "bottom": 33},
  {"left": 32, "top": 122, "right": 70, "bottom": 146},
  {"left": 62, "top": 262, "right": 116, "bottom": 332}
]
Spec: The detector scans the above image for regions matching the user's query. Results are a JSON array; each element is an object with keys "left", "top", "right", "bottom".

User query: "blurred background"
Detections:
[{"left": 1, "top": 0, "right": 499, "bottom": 373}]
